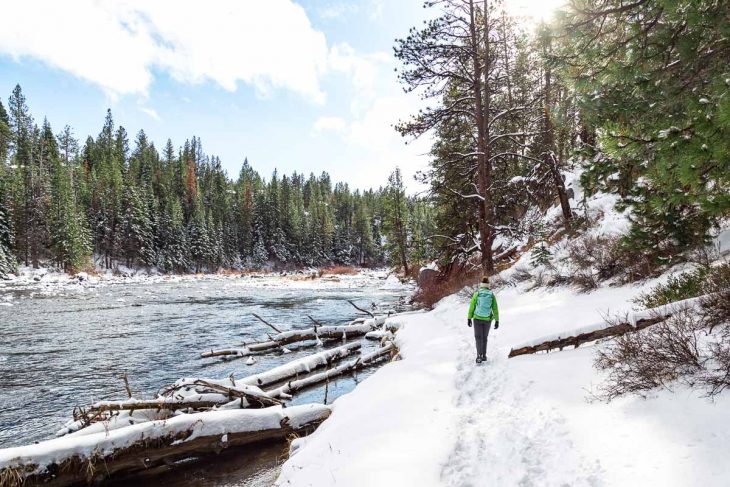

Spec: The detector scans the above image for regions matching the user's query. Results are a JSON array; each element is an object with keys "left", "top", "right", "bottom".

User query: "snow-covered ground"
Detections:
[
  {"left": 0, "top": 266, "right": 407, "bottom": 299},
  {"left": 276, "top": 282, "right": 730, "bottom": 486}
]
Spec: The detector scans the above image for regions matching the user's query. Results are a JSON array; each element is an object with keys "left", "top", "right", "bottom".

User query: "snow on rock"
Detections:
[
  {"left": 1, "top": 404, "right": 330, "bottom": 475},
  {"left": 419, "top": 261, "right": 439, "bottom": 273},
  {"left": 277, "top": 282, "right": 730, "bottom": 486}
]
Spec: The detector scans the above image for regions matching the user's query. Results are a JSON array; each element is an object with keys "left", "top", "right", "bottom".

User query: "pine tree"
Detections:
[
  {"left": 0, "top": 164, "right": 15, "bottom": 277},
  {"left": 0, "top": 85, "right": 405, "bottom": 276},
  {"left": 0, "top": 101, "right": 10, "bottom": 164},
  {"left": 383, "top": 168, "right": 410, "bottom": 275},
  {"left": 122, "top": 186, "right": 156, "bottom": 267},
  {"left": 352, "top": 196, "right": 374, "bottom": 266},
  {"left": 160, "top": 198, "right": 189, "bottom": 272},
  {"left": 530, "top": 243, "right": 552, "bottom": 268},
  {"left": 554, "top": 0, "right": 730, "bottom": 263}
]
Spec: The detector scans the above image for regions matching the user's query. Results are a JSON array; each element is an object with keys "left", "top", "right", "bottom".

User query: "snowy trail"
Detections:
[
  {"left": 442, "top": 315, "right": 603, "bottom": 487},
  {"left": 277, "top": 285, "right": 730, "bottom": 486}
]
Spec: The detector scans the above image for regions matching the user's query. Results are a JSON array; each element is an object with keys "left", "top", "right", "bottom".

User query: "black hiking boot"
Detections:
[{"left": 476, "top": 356, "right": 483, "bottom": 364}]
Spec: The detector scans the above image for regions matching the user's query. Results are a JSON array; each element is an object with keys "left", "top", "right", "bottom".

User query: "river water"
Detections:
[{"left": 0, "top": 272, "right": 409, "bottom": 484}]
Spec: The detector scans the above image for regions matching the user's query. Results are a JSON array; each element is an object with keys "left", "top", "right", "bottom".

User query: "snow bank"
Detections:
[
  {"left": 277, "top": 281, "right": 730, "bottom": 486},
  {"left": 277, "top": 295, "right": 463, "bottom": 486}
]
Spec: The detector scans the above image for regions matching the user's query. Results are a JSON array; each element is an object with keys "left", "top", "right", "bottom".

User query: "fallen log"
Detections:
[
  {"left": 200, "top": 324, "right": 375, "bottom": 359},
  {"left": 0, "top": 404, "right": 330, "bottom": 487},
  {"left": 236, "top": 342, "right": 362, "bottom": 388},
  {"left": 508, "top": 316, "right": 666, "bottom": 358},
  {"left": 507, "top": 295, "right": 716, "bottom": 358},
  {"left": 92, "top": 380, "right": 281, "bottom": 414},
  {"left": 268, "top": 342, "right": 395, "bottom": 398}
]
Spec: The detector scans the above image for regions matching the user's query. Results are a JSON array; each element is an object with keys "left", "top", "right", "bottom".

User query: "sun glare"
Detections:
[{"left": 506, "top": 0, "right": 567, "bottom": 23}]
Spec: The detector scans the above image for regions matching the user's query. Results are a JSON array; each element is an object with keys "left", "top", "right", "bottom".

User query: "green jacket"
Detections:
[{"left": 468, "top": 285, "right": 499, "bottom": 321}]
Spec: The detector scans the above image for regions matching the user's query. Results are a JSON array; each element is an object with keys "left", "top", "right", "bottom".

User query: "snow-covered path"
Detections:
[
  {"left": 442, "top": 329, "right": 602, "bottom": 487},
  {"left": 277, "top": 285, "right": 730, "bottom": 486}
]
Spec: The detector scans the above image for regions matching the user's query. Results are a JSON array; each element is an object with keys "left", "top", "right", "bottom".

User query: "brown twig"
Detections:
[
  {"left": 120, "top": 373, "right": 132, "bottom": 399},
  {"left": 252, "top": 313, "right": 282, "bottom": 333},
  {"left": 347, "top": 300, "right": 375, "bottom": 318},
  {"left": 307, "top": 315, "right": 323, "bottom": 328}
]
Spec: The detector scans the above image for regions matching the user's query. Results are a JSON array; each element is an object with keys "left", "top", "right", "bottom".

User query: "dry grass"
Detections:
[
  {"left": 0, "top": 466, "right": 26, "bottom": 487},
  {"left": 318, "top": 266, "right": 359, "bottom": 276},
  {"left": 413, "top": 261, "right": 482, "bottom": 308}
]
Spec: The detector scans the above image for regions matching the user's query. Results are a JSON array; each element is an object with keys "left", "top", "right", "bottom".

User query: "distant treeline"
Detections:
[{"left": 0, "top": 86, "right": 435, "bottom": 276}]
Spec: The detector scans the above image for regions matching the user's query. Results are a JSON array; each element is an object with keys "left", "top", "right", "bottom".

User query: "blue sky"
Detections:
[{"left": 0, "top": 0, "right": 433, "bottom": 190}]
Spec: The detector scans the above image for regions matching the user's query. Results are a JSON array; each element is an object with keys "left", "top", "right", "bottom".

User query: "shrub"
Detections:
[
  {"left": 413, "top": 260, "right": 482, "bottom": 308},
  {"left": 634, "top": 263, "right": 730, "bottom": 309},
  {"left": 530, "top": 243, "right": 552, "bottom": 267},
  {"left": 595, "top": 287, "right": 730, "bottom": 400}
]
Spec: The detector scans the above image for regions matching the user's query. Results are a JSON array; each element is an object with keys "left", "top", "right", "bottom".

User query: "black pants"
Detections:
[{"left": 473, "top": 319, "right": 492, "bottom": 357}]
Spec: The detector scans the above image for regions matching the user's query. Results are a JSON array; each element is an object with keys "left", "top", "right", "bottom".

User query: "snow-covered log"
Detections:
[
  {"left": 268, "top": 343, "right": 395, "bottom": 398},
  {"left": 236, "top": 342, "right": 362, "bottom": 388},
  {"left": 200, "top": 324, "right": 376, "bottom": 359},
  {"left": 508, "top": 294, "right": 710, "bottom": 358},
  {"left": 0, "top": 404, "right": 330, "bottom": 487},
  {"left": 91, "top": 380, "right": 281, "bottom": 413},
  {"left": 507, "top": 316, "right": 666, "bottom": 358}
]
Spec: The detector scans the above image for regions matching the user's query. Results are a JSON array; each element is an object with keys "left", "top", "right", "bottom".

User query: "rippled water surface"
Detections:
[{"left": 0, "top": 274, "right": 407, "bottom": 484}]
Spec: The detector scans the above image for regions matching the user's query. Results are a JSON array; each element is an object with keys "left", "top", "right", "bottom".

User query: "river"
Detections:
[{"left": 0, "top": 271, "right": 410, "bottom": 485}]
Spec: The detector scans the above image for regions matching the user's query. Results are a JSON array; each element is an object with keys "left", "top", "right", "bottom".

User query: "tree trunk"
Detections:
[
  {"left": 543, "top": 49, "right": 572, "bottom": 228},
  {"left": 469, "top": 0, "right": 494, "bottom": 275}
]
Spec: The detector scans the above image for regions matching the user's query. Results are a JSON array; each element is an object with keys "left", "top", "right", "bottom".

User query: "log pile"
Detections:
[{"left": 269, "top": 342, "right": 395, "bottom": 398}]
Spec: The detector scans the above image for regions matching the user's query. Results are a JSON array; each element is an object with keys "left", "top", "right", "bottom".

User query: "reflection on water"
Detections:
[{"left": 0, "top": 276, "right": 407, "bottom": 485}]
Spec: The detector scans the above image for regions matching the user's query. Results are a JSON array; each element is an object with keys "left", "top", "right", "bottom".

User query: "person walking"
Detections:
[{"left": 467, "top": 276, "right": 499, "bottom": 363}]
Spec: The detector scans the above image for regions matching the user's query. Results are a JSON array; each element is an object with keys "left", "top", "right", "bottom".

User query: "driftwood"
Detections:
[
  {"left": 237, "top": 342, "right": 362, "bottom": 389},
  {"left": 508, "top": 316, "right": 667, "bottom": 358},
  {"left": 347, "top": 300, "right": 375, "bottom": 318},
  {"left": 268, "top": 342, "right": 395, "bottom": 398},
  {"left": 307, "top": 315, "right": 324, "bottom": 327},
  {"left": 90, "top": 381, "right": 281, "bottom": 415},
  {"left": 0, "top": 405, "right": 329, "bottom": 487},
  {"left": 251, "top": 313, "right": 282, "bottom": 333},
  {"left": 200, "top": 324, "right": 375, "bottom": 359}
]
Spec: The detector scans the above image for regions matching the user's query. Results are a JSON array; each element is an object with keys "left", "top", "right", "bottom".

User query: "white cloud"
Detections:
[
  {"left": 319, "top": 3, "right": 360, "bottom": 19},
  {"left": 312, "top": 116, "right": 347, "bottom": 135},
  {"left": 139, "top": 106, "right": 160, "bottom": 121},
  {"left": 312, "top": 95, "right": 431, "bottom": 191},
  {"left": 346, "top": 96, "right": 432, "bottom": 189},
  {"left": 328, "top": 43, "right": 391, "bottom": 116},
  {"left": 0, "top": 0, "right": 329, "bottom": 101},
  {"left": 368, "top": 0, "right": 385, "bottom": 20}
]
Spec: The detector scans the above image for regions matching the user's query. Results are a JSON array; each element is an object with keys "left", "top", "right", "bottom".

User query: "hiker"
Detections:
[{"left": 467, "top": 276, "right": 499, "bottom": 363}]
